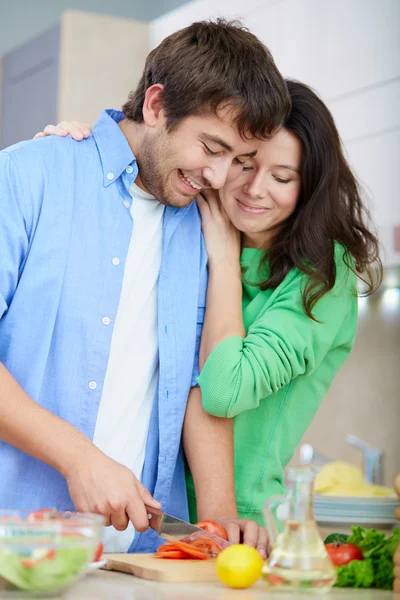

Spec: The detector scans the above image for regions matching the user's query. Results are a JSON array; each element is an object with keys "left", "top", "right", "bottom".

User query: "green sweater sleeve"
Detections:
[{"left": 197, "top": 248, "right": 357, "bottom": 418}]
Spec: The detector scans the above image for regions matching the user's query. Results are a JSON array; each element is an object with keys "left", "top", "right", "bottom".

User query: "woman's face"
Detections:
[{"left": 219, "top": 128, "right": 302, "bottom": 248}]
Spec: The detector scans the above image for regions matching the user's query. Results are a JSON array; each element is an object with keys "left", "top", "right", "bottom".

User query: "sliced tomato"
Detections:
[
  {"left": 93, "top": 542, "right": 104, "bottom": 562},
  {"left": 20, "top": 558, "right": 37, "bottom": 568},
  {"left": 189, "top": 536, "right": 223, "bottom": 556},
  {"left": 156, "top": 543, "right": 177, "bottom": 552},
  {"left": 172, "top": 541, "right": 209, "bottom": 559},
  {"left": 155, "top": 550, "right": 189, "bottom": 559},
  {"left": 20, "top": 549, "right": 56, "bottom": 568},
  {"left": 195, "top": 520, "right": 228, "bottom": 541},
  {"left": 27, "top": 508, "right": 55, "bottom": 522},
  {"left": 266, "top": 573, "right": 285, "bottom": 586}
]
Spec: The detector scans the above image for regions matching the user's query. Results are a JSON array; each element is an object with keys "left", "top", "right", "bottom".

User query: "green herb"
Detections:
[
  {"left": 324, "top": 533, "right": 349, "bottom": 545},
  {"left": 333, "top": 526, "right": 400, "bottom": 590}
]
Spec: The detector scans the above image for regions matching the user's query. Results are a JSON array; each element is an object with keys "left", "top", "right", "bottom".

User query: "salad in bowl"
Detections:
[{"left": 0, "top": 509, "right": 104, "bottom": 596}]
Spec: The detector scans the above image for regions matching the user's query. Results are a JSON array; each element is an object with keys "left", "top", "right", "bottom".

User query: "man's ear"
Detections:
[{"left": 142, "top": 84, "right": 165, "bottom": 127}]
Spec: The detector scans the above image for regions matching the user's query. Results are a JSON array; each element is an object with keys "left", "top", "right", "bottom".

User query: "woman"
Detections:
[{"left": 36, "top": 80, "right": 381, "bottom": 528}]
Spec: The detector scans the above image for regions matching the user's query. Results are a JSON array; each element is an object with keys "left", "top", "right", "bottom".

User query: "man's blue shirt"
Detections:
[{"left": 0, "top": 110, "right": 207, "bottom": 552}]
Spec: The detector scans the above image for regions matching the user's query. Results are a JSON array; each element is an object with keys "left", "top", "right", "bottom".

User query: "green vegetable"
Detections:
[
  {"left": 27, "top": 548, "right": 92, "bottom": 592},
  {"left": 347, "top": 526, "right": 386, "bottom": 556},
  {"left": 332, "top": 526, "right": 400, "bottom": 590},
  {"left": 335, "top": 558, "right": 374, "bottom": 588},
  {"left": 0, "top": 548, "right": 31, "bottom": 591},
  {"left": 324, "top": 533, "right": 349, "bottom": 545},
  {"left": 0, "top": 545, "right": 92, "bottom": 592}
]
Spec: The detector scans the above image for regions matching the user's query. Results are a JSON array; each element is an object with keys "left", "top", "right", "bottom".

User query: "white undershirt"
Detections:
[{"left": 93, "top": 182, "right": 165, "bottom": 552}]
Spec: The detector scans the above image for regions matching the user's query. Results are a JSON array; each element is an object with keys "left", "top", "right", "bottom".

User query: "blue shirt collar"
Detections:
[{"left": 92, "top": 109, "right": 136, "bottom": 187}]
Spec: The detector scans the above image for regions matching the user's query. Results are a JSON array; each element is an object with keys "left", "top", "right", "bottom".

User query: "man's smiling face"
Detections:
[{"left": 136, "top": 106, "right": 261, "bottom": 207}]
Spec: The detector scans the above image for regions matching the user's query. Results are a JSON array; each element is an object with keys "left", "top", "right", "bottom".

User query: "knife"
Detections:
[{"left": 145, "top": 505, "right": 231, "bottom": 549}]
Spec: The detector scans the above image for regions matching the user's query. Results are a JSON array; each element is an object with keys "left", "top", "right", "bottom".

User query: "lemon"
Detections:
[{"left": 216, "top": 544, "right": 263, "bottom": 589}]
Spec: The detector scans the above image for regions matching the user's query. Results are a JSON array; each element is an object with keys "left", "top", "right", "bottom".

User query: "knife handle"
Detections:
[{"left": 145, "top": 504, "right": 163, "bottom": 532}]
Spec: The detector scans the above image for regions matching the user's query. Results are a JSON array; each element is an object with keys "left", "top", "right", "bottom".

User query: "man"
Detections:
[{"left": 0, "top": 20, "right": 290, "bottom": 553}]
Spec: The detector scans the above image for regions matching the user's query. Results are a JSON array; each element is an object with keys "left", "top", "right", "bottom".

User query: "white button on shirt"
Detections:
[
  {"left": 107, "top": 173, "right": 114, "bottom": 181},
  {"left": 89, "top": 381, "right": 97, "bottom": 390},
  {"left": 93, "top": 182, "right": 165, "bottom": 553},
  {"left": 102, "top": 317, "right": 111, "bottom": 325},
  {"left": 112, "top": 257, "right": 120, "bottom": 266},
  {"left": 126, "top": 166, "right": 134, "bottom": 174}
]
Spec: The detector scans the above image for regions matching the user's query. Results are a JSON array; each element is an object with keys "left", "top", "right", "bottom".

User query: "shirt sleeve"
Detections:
[
  {"left": 190, "top": 240, "right": 208, "bottom": 387},
  {"left": 0, "top": 152, "right": 29, "bottom": 320},
  {"left": 197, "top": 248, "right": 357, "bottom": 417}
]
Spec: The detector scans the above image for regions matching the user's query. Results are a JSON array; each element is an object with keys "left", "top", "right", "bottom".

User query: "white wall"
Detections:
[{"left": 151, "top": 0, "right": 400, "bottom": 265}]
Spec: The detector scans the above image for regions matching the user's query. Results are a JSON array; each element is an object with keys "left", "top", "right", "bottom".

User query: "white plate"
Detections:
[
  {"left": 88, "top": 558, "right": 108, "bottom": 571},
  {"left": 316, "top": 515, "right": 398, "bottom": 524},
  {"left": 314, "top": 494, "right": 398, "bottom": 505}
]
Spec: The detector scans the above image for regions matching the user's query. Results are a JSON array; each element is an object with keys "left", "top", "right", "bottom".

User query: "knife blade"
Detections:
[{"left": 145, "top": 505, "right": 231, "bottom": 549}]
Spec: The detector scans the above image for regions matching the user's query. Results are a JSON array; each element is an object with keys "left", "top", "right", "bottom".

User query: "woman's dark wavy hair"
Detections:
[{"left": 258, "top": 79, "right": 382, "bottom": 319}]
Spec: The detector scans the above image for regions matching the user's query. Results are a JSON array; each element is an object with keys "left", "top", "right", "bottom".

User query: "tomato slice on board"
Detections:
[
  {"left": 172, "top": 541, "right": 209, "bottom": 559},
  {"left": 156, "top": 543, "right": 177, "bottom": 551},
  {"left": 195, "top": 520, "right": 228, "bottom": 541},
  {"left": 155, "top": 550, "right": 190, "bottom": 559},
  {"left": 189, "top": 536, "right": 223, "bottom": 556}
]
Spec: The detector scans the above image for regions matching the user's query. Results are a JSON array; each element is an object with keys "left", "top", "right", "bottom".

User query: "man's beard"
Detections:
[{"left": 137, "top": 130, "right": 177, "bottom": 207}]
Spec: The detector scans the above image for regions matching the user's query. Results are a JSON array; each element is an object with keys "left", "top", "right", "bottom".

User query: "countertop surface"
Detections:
[{"left": 44, "top": 569, "right": 397, "bottom": 599}]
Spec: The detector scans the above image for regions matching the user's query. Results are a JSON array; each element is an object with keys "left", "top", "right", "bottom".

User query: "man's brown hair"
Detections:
[{"left": 123, "top": 19, "right": 291, "bottom": 139}]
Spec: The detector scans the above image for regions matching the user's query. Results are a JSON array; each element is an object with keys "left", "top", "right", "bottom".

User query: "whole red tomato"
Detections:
[
  {"left": 325, "top": 542, "right": 363, "bottom": 566},
  {"left": 195, "top": 520, "right": 228, "bottom": 541}
]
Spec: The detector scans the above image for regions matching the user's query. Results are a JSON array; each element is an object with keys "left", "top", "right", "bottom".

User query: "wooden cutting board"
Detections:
[{"left": 103, "top": 553, "right": 219, "bottom": 583}]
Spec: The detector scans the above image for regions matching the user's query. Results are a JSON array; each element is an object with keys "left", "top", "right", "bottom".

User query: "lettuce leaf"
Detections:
[
  {"left": 335, "top": 526, "right": 400, "bottom": 590},
  {"left": 0, "top": 549, "right": 32, "bottom": 590},
  {"left": 0, "top": 547, "right": 91, "bottom": 592},
  {"left": 335, "top": 558, "right": 374, "bottom": 588},
  {"left": 26, "top": 548, "right": 91, "bottom": 591},
  {"left": 347, "top": 526, "right": 386, "bottom": 556}
]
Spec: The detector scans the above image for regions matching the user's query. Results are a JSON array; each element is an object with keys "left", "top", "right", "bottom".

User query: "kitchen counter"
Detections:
[{"left": 50, "top": 569, "right": 397, "bottom": 599}]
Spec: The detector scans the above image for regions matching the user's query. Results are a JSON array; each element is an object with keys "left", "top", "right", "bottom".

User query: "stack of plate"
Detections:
[{"left": 314, "top": 494, "right": 399, "bottom": 525}]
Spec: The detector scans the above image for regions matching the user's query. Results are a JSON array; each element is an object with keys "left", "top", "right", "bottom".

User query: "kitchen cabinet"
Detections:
[
  {"left": 0, "top": 10, "right": 148, "bottom": 149},
  {"left": 1, "top": 26, "right": 60, "bottom": 149}
]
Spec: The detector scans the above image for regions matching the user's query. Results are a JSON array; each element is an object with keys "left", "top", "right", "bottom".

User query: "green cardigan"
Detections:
[{"left": 187, "top": 244, "right": 358, "bottom": 525}]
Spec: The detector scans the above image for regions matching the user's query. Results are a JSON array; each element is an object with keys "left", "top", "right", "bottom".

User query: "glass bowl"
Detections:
[{"left": 0, "top": 510, "right": 104, "bottom": 597}]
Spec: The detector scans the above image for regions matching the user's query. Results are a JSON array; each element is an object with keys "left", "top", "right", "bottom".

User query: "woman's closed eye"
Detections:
[
  {"left": 273, "top": 175, "right": 291, "bottom": 184},
  {"left": 233, "top": 157, "right": 254, "bottom": 171}
]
